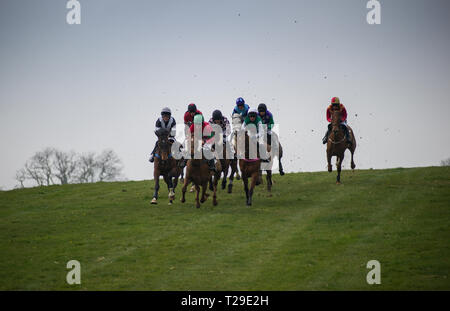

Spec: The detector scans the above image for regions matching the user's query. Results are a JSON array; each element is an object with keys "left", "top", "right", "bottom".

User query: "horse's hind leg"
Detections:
[
  {"left": 195, "top": 184, "right": 201, "bottom": 208},
  {"left": 200, "top": 183, "right": 208, "bottom": 204}
]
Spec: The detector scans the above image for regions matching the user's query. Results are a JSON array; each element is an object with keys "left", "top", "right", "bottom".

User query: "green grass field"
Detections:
[{"left": 0, "top": 167, "right": 449, "bottom": 290}]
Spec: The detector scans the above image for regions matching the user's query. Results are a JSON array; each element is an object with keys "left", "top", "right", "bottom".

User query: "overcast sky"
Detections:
[{"left": 1, "top": 0, "right": 449, "bottom": 190}]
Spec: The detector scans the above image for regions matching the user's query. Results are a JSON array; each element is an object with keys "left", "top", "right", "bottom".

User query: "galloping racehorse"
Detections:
[
  {"left": 151, "top": 128, "right": 183, "bottom": 205},
  {"left": 208, "top": 140, "right": 238, "bottom": 193},
  {"left": 225, "top": 113, "right": 244, "bottom": 193},
  {"left": 238, "top": 130, "right": 261, "bottom": 206},
  {"left": 259, "top": 131, "right": 284, "bottom": 194},
  {"left": 181, "top": 138, "right": 219, "bottom": 208},
  {"left": 326, "top": 109, "right": 356, "bottom": 184}
]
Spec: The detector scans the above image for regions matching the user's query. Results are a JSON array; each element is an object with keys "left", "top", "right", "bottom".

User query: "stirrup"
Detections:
[{"left": 149, "top": 155, "right": 154, "bottom": 163}]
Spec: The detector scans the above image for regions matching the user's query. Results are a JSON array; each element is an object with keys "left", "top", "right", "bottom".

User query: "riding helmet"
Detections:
[
  {"left": 236, "top": 97, "right": 245, "bottom": 106},
  {"left": 161, "top": 107, "right": 171, "bottom": 116},
  {"left": 248, "top": 108, "right": 258, "bottom": 117},
  {"left": 212, "top": 110, "right": 223, "bottom": 121},
  {"left": 257, "top": 103, "right": 267, "bottom": 113},
  {"left": 188, "top": 103, "right": 197, "bottom": 113},
  {"left": 331, "top": 97, "right": 340, "bottom": 105}
]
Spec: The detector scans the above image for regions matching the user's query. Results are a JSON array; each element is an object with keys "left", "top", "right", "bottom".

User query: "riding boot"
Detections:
[
  {"left": 149, "top": 143, "right": 158, "bottom": 162},
  {"left": 322, "top": 130, "right": 329, "bottom": 144}
]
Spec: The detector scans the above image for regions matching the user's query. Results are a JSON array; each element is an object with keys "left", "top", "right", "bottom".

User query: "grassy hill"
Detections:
[{"left": 0, "top": 167, "right": 449, "bottom": 290}]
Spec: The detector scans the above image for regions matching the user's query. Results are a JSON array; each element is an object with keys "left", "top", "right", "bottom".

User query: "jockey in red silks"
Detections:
[
  {"left": 189, "top": 114, "right": 216, "bottom": 171},
  {"left": 184, "top": 103, "right": 202, "bottom": 126},
  {"left": 322, "top": 97, "right": 352, "bottom": 145}
]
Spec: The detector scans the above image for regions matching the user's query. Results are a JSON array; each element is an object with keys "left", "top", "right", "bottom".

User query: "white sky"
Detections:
[{"left": 1, "top": 0, "right": 450, "bottom": 190}]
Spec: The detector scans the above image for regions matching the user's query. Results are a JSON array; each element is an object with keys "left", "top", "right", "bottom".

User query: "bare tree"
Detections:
[
  {"left": 24, "top": 160, "right": 45, "bottom": 186},
  {"left": 441, "top": 158, "right": 450, "bottom": 166},
  {"left": 96, "top": 149, "right": 123, "bottom": 182},
  {"left": 76, "top": 152, "right": 97, "bottom": 183},
  {"left": 17, "top": 147, "right": 125, "bottom": 187},
  {"left": 31, "top": 148, "right": 55, "bottom": 186},
  {"left": 53, "top": 150, "right": 77, "bottom": 185},
  {"left": 15, "top": 168, "right": 27, "bottom": 188}
]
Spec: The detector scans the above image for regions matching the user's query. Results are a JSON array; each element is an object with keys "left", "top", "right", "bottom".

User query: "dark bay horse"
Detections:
[
  {"left": 181, "top": 138, "right": 219, "bottom": 208},
  {"left": 326, "top": 109, "right": 356, "bottom": 184},
  {"left": 151, "top": 129, "right": 183, "bottom": 205},
  {"left": 238, "top": 131, "right": 261, "bottom": 206},
  {"left": 208, "top": 141, "right": 240, "bottom": 194},
  {"left": 260, "top": 132, "right": 285, "bottom": 194}
]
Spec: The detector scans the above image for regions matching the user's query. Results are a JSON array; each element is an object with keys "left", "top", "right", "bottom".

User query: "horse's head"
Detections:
[
  {"left": 331, "top": 109, "right": 343, "bottom": 136},
  {"left": 156, "top": 128, "right": 172, "bottom": 161},
  {"left": 232, "top": 113, "right": 243, "bottom": 132}
]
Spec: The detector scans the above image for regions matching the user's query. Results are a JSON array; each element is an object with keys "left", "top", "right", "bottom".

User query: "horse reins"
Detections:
[{"left": 328, "top": 136, "right": 346, "bottom": 145}]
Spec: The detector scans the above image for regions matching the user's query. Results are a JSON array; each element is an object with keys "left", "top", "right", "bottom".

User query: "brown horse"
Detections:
[
  {"left": 151, "top": 129, "right": 183, "bottom": 205},
  {"left": 238, "top": 131, "right": 261, "bottom": 206},
  {"left": 208, "top": 141, "right": 240, "bottom": 194},
  {"left": 326, "top": 109, "right": 356, "bottom": 183},
  {"left": 181, "top": 138, "right": 219, "bottom": 208}
]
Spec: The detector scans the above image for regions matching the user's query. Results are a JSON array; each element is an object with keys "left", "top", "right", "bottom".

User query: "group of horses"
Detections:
[{"left": 150, "top": 109, "right": 356, "bottom": 207}]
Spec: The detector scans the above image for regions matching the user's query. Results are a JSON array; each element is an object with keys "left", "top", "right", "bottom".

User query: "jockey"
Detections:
[
  {"left": 149, "top": 107, "right": 176, "bottom": 163},
  {"left": 189, "top": 114, "right": 217, "bottom": 171},
  {"left": 322, "top": 97, "right": 352, "bottom": 145},
  {"left": 242, "top": 108, "right": 263, "bottom": 134},
  {"left": 184, "top": 103, "right": 203, "bottom": 126},
  {"left": 232, "top": 97, "right": 250, "bottom": 118},
  {"left": 209, "top": 110, "right": 231, "bottom": 140},
  {"left": 257, "top": 103, "right": 274, "bottom": 145}
]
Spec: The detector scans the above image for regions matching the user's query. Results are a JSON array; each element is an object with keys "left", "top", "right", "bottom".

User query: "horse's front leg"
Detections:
[
  {"left": 243, "top": 176, "right": 250, "bottom": 206},
  {"left": 209, "top": 176, "right": 214, "bottom": 191},
  {"left": 228, "top": 161, "right": 236, "bottom": 193},
  {"left": 248, "top": 172, "right": 258, "bottom": 206},
  {"left": 266, "top": 170, "right": 272, "bottom": 194},
  {"left": 152, "top": 175, "right": 160, "bottom": 204},
  {"left": 350, "top": 149, "right": 356, "bottom": 170},
  {"left": 213, "top": 173, "right": 218, "bottom": 206},
  {"left": 180, "top": 175, "right": 188, "bottom": 203},
  {"left": 234, "top": 159, "right": 241, "bottom": 180},
  {"left": 221, "top": 164, "right": 228, "bottom": 190},
  {"left": 278, "top": 158, "right": 285, "bottom": 176},
  {"left": 336, "top": 154, "right": 344, "bottom": 184},
  {"left": 327, "top": 150, "right": 332, "bottom": 172},
  {"left": 163, "top": 174, "right": 175, "bottom": 204}
]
